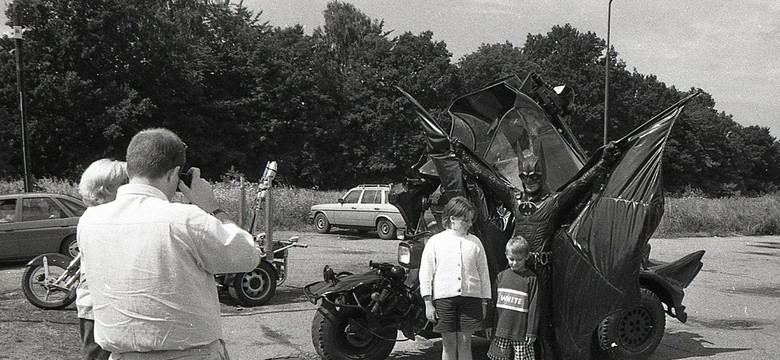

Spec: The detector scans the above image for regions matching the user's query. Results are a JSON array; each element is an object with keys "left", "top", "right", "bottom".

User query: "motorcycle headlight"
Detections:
[{"left": 397, "top": 243, "right": 411, "bottom": 266}]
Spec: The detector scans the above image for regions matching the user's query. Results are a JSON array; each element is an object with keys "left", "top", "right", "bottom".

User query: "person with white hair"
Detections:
[{"left": 76, "top": 158, "right": 127, "bottom": 360}]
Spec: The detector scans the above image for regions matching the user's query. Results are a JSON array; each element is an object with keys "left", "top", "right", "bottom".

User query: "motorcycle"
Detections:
[
  {"left": 22, "top": 161, "right": 307, "bottom": 309},
  {"left": 216, "top": 233, "right": 308, "bottom": 306},
  {"left": 21, "top": 252, "right": 80, "bottom": 310},
  {"left": 304, "top": 256, "right": 431, "bottom": 360},
  {"left": 21, "top": 233, "right": 308, "bottom": 310},
  {"left": 304, "top": 74, "right": 705, "bottom": 360},
  {"left": 215, "top": 161, "right": 309, "bottom": 307}
]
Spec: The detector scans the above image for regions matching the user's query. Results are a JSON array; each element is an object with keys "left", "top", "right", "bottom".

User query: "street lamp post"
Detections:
[
  {"left": 13, "top": 25, "right": 32, "bottom": 192},
  {"left": 604, "top": 0, "right": 614, "bottom": 146}
]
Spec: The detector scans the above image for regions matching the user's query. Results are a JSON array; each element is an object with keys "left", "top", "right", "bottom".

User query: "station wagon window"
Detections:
[
  {"left": 362, "top": 190, "right": 381, "bottom": 204},
  {"left": 342, "top": 190, "right": 361, "bottom": 204},
  {"left": 22, "top": 198, "right": 65, "bottom": 221},
  {"left": 0, "top": 199, "right": 16, "bottom": 223}
]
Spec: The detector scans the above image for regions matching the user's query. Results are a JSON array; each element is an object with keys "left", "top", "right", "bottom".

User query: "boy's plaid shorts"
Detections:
[{"left": 487, "top": 336, "right": 535, "bottom": 360}]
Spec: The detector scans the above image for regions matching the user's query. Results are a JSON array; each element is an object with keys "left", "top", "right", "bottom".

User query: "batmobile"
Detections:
[{"left": 304, "top": 73, "right": 705, "bottom": 360}]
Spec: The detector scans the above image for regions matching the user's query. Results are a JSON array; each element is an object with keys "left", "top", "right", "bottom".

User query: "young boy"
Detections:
[{"left": 488, "top": 236, "right": 540, "bottom": 360}]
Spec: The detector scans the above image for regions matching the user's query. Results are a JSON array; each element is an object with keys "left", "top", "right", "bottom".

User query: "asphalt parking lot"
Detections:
[{"left": 1, "top": 232, "right": 779, "bottom": 360}]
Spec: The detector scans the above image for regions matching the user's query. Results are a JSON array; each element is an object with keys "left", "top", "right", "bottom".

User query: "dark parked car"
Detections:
[{"left": 0, "top": 193, "right": 86, "bottom": 261}]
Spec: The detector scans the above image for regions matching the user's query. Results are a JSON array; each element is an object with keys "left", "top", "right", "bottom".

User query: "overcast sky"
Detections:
[{"left": 2, "top": 0, "right": 777, "bottom": 137}]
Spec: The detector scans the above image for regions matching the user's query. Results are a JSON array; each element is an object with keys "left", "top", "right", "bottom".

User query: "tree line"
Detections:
[{"left": 1, "top": 0, "right": 777, "bottom": 196}]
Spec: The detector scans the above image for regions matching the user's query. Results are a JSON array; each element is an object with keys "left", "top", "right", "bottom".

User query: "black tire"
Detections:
[
  {"left": 376, "top": 219, "right": 397, "bottom": 240},
  {"left": 21, "top": 253, "right": 77, "bottom": 310},
  {"left": 60, "top": 236, "right": 79, "bottom": 258},
  {"left": 596, "top": 288, "right": 666, "bottom": 360},
  {"left": 314, "top": 213, "right": 331, "bottom": 234},
  {"left": 228, "top": 261, "right": 277, "bottom": 307},
  {"left": 312, "top": 305, "right": 396, "bottom": 360}
]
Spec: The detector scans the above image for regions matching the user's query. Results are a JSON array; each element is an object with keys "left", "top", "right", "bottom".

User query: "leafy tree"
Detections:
[
  {"left": 0, "top": 0, "right": 271, "bottom": 179},
  {"left": 520, "top": 24, "right": 616, "bottom": 152},
  {"left": 456, "top": 42, "right": 536, "bottom": 93},
  {"left": 308, "top": 1, "right": 457, "bottom": 188},
  {"left": 239, "top": 24, "right": 341, "bottom": 186},
  {"left": 0, "top": 0, "right": 775, "bottom": 195},
  {"left": 739, "top": 126, "right": 780, "bottom": 194}
]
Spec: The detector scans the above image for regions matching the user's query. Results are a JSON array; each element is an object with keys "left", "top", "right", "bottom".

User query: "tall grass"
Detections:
[
  {"left": 3, "top": 178, "right": 779, "bottom": 237},
  {"left": 211, "top": 180, "right": 341, "bottom": 231},
  {"left": 656, "top": 194, "right": 780, "bottom": 237},
  {"left": 0, "top": 178, "right": 79, "bottom": 197}
]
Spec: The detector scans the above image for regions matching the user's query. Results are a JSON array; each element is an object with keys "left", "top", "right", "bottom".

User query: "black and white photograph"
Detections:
[{"left": 0, "top": 1, "right": 777, "bottom": 359}]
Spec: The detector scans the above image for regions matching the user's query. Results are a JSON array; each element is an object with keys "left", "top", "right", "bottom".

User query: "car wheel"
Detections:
[
  {"left": 314, "top": 213, "right": 331, "bottom": 234},
  {"left": 376, "top": 219, "right": 396, "bottom": 240},
  {"left": 595, "top": 287, "right": 666, "bottom": 360},
  {"left": 60, "top": 236, "right": 79, "bottom": 258},
  {"left": 228, "top": 261, "right": 277, "bottom": 307}
]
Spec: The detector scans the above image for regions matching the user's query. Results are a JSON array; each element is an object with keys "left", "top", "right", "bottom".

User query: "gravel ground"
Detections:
[{"left": 1, "top": 233, "right": 779, "bottom": 360}]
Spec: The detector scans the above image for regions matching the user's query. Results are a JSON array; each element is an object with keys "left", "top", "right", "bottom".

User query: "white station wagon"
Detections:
[{"left": 310, "top": 184, "right": 405, "bottom": 240}]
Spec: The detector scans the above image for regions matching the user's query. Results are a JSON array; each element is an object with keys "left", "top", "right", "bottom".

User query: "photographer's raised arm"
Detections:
[{"left": 178, "top": 167, "right": 235, "bottom": 224}]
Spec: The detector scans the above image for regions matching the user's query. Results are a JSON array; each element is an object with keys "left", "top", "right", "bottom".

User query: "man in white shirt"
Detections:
[{"left": 78, "top": 128, "right": 261, "bottom": 359}]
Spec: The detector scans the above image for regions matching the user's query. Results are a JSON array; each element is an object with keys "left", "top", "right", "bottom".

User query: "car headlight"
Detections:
[{"left": 397, "top": 243, "right": 411, "bottom": 266}]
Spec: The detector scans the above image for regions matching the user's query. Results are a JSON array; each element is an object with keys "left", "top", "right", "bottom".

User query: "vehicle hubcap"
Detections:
[
  {"left": 618, "top": 306, "right": 653, "bottom": 349},
  {"left": 241, "top": 270, "right": 268, "bottom": 297},
  {"left": 68, "top": 241, "right": 79, "bottom": 257},
  {"left": 379, "top": 222, "right": 390, "bottom": 234},
  {"left": 344, "top": 328, "right": 373, "bottom": 348}
]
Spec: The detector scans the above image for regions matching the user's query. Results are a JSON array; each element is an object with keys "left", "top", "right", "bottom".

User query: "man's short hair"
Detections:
[{"left": 126, "top": 128, "right": 186, "bottom": 179}]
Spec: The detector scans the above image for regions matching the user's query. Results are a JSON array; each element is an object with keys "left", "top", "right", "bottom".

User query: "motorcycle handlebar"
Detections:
[{"left": 276, "top": 236, "right": 308, "bottom": 248}]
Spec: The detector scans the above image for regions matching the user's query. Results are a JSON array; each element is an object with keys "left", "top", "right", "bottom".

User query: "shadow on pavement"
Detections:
[
  {"left": 0, "top": 260, "right": 27, "bottom": 270},
  {"left": 389, "top": 338, "right": 493, "bottom": 360},
  {"left": 653, "top": 331, "right": 750, "bottom": 360},
  {"left": 390, "top": 332, "right": 751, "bottom": 360},
  {"left": 325, "top": 229, "right": 381, "bottom": 240}
]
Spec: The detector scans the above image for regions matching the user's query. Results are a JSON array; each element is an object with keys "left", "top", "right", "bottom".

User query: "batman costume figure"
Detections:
[
  {"left": 391, "top": 74, "right": 704, "bottom": 360},
  {"left": 452, "top": 140, "right": 620, "bottom": 360}
]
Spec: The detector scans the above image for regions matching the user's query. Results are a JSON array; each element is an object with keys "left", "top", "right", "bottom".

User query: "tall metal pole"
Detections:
[
  {"left": 13, "top": 25, "right": 32, "bottom": 192},
  {"left": 604, "top": 0, "right": 614, "bottom": 146}
]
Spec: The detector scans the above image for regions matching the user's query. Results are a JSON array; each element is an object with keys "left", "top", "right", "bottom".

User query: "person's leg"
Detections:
[
  {"left": 456, "top": 331, "right": 474, "bottom": 360},
  {"left": 518, "top": 340, "right": 535, "bottom": 360},
  {"left": 441, "top": 332, "right": 458, "bottom": 360},
  {"left": 434, "top": 298, "right": 459, "bottom": 360},
  {"left": 80, "top": 318, "right": 111, "bottom": 360},
  {"left": 455, "top": 297, "right": 483, "bottom": 360}
]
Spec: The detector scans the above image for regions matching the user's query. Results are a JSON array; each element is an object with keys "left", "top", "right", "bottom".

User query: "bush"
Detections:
[
  {"left": 656, "top": 193, "right": 780, "bottom": 237},
  {"left": 213, "top": 181, "right": 342, "bottom": 232},
  {"left": 0, "top": 178, "right": 79, "bottom": 197}
]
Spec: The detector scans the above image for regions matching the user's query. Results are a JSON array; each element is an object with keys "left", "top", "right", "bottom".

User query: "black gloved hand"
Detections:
[{"left": 601, "top": 141, "right": 621, "bottom": 166}]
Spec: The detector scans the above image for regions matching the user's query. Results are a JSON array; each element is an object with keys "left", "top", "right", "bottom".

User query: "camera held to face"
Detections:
[{"left": 180, "top": 169, "right": 193, "bottom": 187}]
